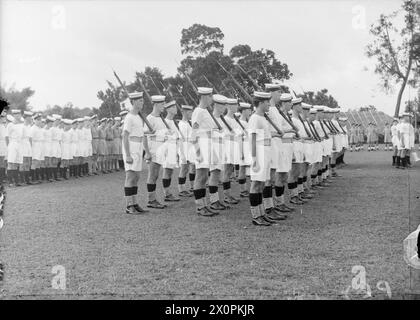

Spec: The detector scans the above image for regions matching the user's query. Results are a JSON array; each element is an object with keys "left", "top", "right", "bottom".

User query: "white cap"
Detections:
[
  {"left": 402, "top": 112, "right": 412, "bottom": 117},
  {"left": 6, "top": 115, "right": 14, "bottom": 121},
  {"left": 83, "top": 116, "right": 91, "bottom": 121},
  {"left": 90, "top": 114, "right": 98, "bottom": 120},
  {"left": 239, "top": 102, "right": 252, "bottom": 109},
  {"left": 33, "top": 113, "right": 42, "bottom": 120},
  {"left": 213, "top": 94, "right": 227, "bottom": 104},
  {"left": 62, "top": 119, "right": 73, "bottom": 125},
  {"left": 128, "top": 91, "right": 143, "bottom": 100},
  {"left": 322, "top": 106, "right": 331, "bottom": 113},
  {"left": 151, "top": 95, "right": 166, "bottom": 103},
  {"left": 331, "top": 108, "right": 340, "bottom": 113},
  {"left": 314, "top": 105, "right": 324, "bottom": 112},
  {"left": 253, "top": 91, "right": 271, "bottom": 100},
  {"left": 197, "top": 87, "right": 213, "bottom": 95},
  {"left": 280, "top": 93, "right": 293, "bottom": 102},
  {"left": 164, "top": 100, "right": 176, "bottom": 109},
  {"left": 338, "top": 117, "right": 348, "bottom": 121},
  {"left": 23, "top": 111, "right": 34, "bottom": 116},
  {"left": 11, "top": 109, "right": 21, "bottom": 114},
  {"left": 52, "top": 114, "right": 62, "bottom": 120},
  {"left": 265, "top": 83, "right": 281, "bottom": 91},
  {"left": 181, "top": 105, "right": 193, "bottom": 110},
  {"left": 225, "top": 98, "right": 238, "bottom": 105},
  {"left": 301, "top": 102, "right": 311, "bottom": 110},
  {"left": 119, "top": 110, "right": 128, "bottom": 116},
  {"left": 114, "top": 117, "right": 121, "bottom": 121},
  {"left": 292, "top": 97, "right": 302, "bottom": 105},
  {"left": 309, "top": 108, "right": 317, "bottom": 114}
]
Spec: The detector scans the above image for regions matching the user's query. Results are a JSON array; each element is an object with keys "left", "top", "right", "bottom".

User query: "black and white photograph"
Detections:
[{"left": 0, "top": 0, "right": 420, "bottom": 305}]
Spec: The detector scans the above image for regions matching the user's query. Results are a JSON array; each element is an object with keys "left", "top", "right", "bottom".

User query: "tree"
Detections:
[
  {"left": 300, "top": 89, "right": 339, "bottom": 108},
  {"left": 97, "top": 81, "right": 125, "bottom": 119},
  {"left": 180, "top": 24, "right": 224, "bottom": 57},
  {"left": 366, "top": 0, "right": 420, "bottom": 117},
  {"left": 0, "top": 85, "right": 35, "bottom": 112}
]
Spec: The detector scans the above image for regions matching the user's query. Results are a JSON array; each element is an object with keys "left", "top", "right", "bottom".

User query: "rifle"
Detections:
[
  {"left": 319, "top": 120, "right": 330, "bottom": 139},
  {"left": 297, "top": 113, "right": 313, "bottom": 139},
  {"left": 236, "top": 64, "right": 263, "bottom": 91},
  {"left": 328, "top": 120, "right": 341, "bottom": 134},
  {"left": 160, "top": 81, "right": 184, "bottom": 117},
  {"left": 309, "top": 121, "right": 322, "bottom": 141},
  {"left": 213, "top": 59, "right": 254, "bottom": 103},
  {"left": 264, "top": 113, "right": 283, "bottom": 136},
  {"left": 112, "top": 70, "right": 153, "bottom": 132},
  {"left": 202, "top": 75, "right": 220, "bottom": 94},
  {"left": 137, "top": 75, "right": 170, "bottom": 130},
  {"left": 323, "top": 120, "right": 336, "bottom": 134},
  {"left": 219, "top": 114, "right": 233, "bottom": 132},
  {"left": 277, "top": 108, "right": 300, "bottom": 138}
]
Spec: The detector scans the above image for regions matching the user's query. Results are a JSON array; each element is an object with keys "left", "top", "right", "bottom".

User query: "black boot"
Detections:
[
  {"left": 7, "top": 169, "right": 14, "bottom": 186},
  {"left": 406, "top": 156, "right": 411, "bottom": 167},
  {"left": 15, "top": 170, "right": 22, "bottom": 186},
  {"left": 401, "top": 157, "right": 407, "bottom": 169},
  {"left": 25, "top": 171, "right": 32, "bottom": 185},
  {"left": 62, "top": 167, "right": 68, "bottom": 180},
  {"left": 392, "top": 156, "right": 396, "bottom": 166},
  {"left": 396, "top": 156, "right": 401, "bottom": 168}
]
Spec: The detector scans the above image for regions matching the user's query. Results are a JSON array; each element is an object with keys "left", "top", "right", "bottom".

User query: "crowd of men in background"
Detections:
[{"left": 0, "top": 109, "right": 129, "bottom": 187}]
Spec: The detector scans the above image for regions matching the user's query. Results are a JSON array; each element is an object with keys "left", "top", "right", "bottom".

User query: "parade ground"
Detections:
[{"left": 0, "top": 150, "right": 418, "bottom": 299}]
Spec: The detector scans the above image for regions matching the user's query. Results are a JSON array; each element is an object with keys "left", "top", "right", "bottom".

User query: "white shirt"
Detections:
[
  {"left": 248, "top": 113, "right": 271, "bottom": 142},
  {"left": 178, "top": 120, "right": 192, "bottom": 141},
  {"left": 123, "top": 113, "right": 144, "bottom": 138},
  {"left": 191, "top": 106, "right": 217, "bottom": 131},
  {"left": 7, "top": 122, "right": 24, "bottom": 141},
  {"left": 145, "top": 114, "right": 168, "bottom": 141},
  {"left": 291, "top": 115, "right": 309, "bottom": 139}
]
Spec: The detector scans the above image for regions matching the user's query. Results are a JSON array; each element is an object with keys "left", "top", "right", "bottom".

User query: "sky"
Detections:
[{"left": 0, "top": 0, "right": 415, "bottom": 115}]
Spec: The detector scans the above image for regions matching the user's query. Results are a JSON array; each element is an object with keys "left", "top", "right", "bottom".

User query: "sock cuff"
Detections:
[
  {"left": 287, "top": 182, "right": 295, "bottom": 189},
  {"left": 303, "top": 176, "right": 307, "bottom": 182},
  {"left": 189, "top": 173, "right": 196, "bottom": 181},
  {"left": 147, "top": 183, "right": 156, "bottom": 192},
  {"left": 275, "top": 186, "right": 285, "bottom": 196},
  {"left": 297, "top": 177, "right": 303, "bottom": 184},
  {"left": 209, "top": 185, "right": 218, "bottom": 194},
  {"left": 124, "top": 187, "right": 136, "bottom": 196},
  {"left": 238, "top": 178, "right": 246, "bottom": 184},
  {"left": 222, "top": 181, "right": 231, "bottom": 190},
  {"left": 178, "top": 177, "right": 187, "bottom": 184},
  {"left": 162, "top": 178, "right": 171, "bottom": 188},
  {"left": 263, "top": 186, "right": 272, "bottom": 198}
]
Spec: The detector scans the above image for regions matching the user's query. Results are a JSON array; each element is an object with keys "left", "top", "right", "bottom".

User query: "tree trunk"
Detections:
[
  {"left": 394, "top": 78, "right": 408, "bottom": 118},
  {"left": 394, "top": 56, "right": 413, "bottom": 118}
]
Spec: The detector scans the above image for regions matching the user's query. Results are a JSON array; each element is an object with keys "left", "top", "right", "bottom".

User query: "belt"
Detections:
[
  {"left": 148, "top": 136, "right": 166, "bottom": 142},
  {"left": 263, "top": 139, "right": 271, "bottom": 146},
  {"left": 129, "top": 136, "right": 143, "bottom": 143},
  {"left": 281, "top": 138, "right": 293, "bottom": 143},
  {"left": 93, "top": 137, "right": 100, "bottom": 139},
  {"left": 224, "top": 135, "right": 235, "bottom": 141},
  {"left": 106, "top": 139, "right": 113, "bottom": 141}
]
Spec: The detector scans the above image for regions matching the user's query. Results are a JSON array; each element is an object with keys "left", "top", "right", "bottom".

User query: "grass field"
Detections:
[{"left": 0, "top": 150, "right": 419, "bottom": 299}]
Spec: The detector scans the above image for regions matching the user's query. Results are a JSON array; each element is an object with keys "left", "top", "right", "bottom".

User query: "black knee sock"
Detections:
[
  {"left": 275, "top": 186, "right": 285, "bottom": 197},
  {"left": 396, "top": 156, "right": 401, "bottom": 166},
  {"left": 249, "top": 193, "right": 259, "bottom": 207},
  {"left": 392, "top": 156, "right": 396, "bottom": 165},
  {"left": 162, "top": 178, "right": 171, "bottom": 188}
]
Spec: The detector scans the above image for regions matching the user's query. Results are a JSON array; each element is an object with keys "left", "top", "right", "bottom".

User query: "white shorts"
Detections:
[
  {"left": 224, "top": 138, "right": 240, "bottom": 165},
  {"left": 391, "top": 136, "right": 399, "bottom": 148},
  {"left": 21, "top": 140, "right": 32, "bottom": 157},
  {"left": 398, "top": 135, "right": 411, "bottom": 150},
  {"left": 210, "top": 136, "right": 224, "bottom": 171},
  {"left": 303, "top": 142, "right": 314, "bottom": 164},
  {"left": 7, "top": 141, "right": 23, "bottom": 164},
  {"left": 313, "top": 142, "right": 323, "bottom": 163},
  {"left": 0, "top": 140, "right": 6, "bottom": 157},
  {"left": 162, "top": 139, "right": 178, "bottom": 169},
  {"left": 61, "top": 143, "right": 73, "bottom": 160},
  {"left": 238, "top": 138, "right": 251, "bottom": 167},
  {"left": 270, "top": 138, "right": 281, "bottom": 170},
  {"left": 148, "top": 139, "right": 165, "bottom": 165},
  {"left": 292, "top": 141, "right": 304, "bottom": 163},
  {"left": 332, "top": 135, "right": 340, "bottom": 153},
  {"left": 51, "top": 141, "right": 61, "bottom": 158},
  {"left": 122, "top": 140, "right": 144, "bottom": 172},
  {"left": 250, "top": 144, "right": 271, "bottom": 182},
  {"left": 32, "top": 141, "right": 44, "bottom": 161},
  {"left": 277, "top": 141, "right": 293, "bottom": 173},
  {"left": 87, "top": 141, "right": 93, "bottom": 157}
]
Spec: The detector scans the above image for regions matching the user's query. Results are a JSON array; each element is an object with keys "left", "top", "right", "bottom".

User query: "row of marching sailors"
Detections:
[
  {"left": 118, "top": 88, "right": 349, "bottom": 224},
  {"left": 0, "top": 109, "right": 129, "bottom": 187}
]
